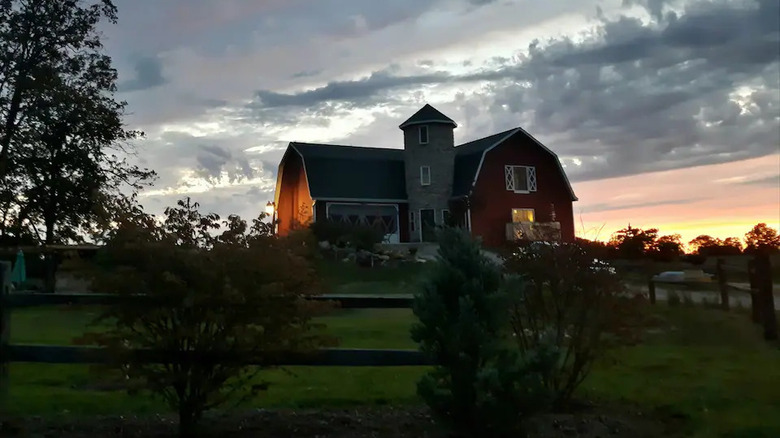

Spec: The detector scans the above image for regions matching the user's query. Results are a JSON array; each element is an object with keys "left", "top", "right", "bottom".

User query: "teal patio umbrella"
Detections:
[{"left": 10, "top": 249, "right": 26, "bottom": 286}]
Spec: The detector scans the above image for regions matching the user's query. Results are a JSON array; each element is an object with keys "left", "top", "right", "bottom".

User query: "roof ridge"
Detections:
[
  {"left": 455, "top": 127, "right": 520, "bottom": 148},
  {"left": 290, "top": 141, "right": 401, "bottom": 151}
]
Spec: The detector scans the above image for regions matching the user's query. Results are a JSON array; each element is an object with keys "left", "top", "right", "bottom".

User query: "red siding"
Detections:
[
  {"left": 469, "top": 135, "right": 575, "bottom": 248},
  {"left": 277, "top": 151, "right": 313, "bottom": 236}
]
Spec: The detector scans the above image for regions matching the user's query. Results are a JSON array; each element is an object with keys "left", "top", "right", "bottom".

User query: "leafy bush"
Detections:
[
  {"left": 309, "top": 219, "right": 350, "bottom": 246},
  {"left": 411, "top": 227, "right": 556, "bottom": 437},
  {"left": 309, "top": 219, "right": 385, "bottom": 251},
  {"left": 76, "top": 199, "right": 335, "bottom": 437},
  {"left": 350, "top": 224, "right": 386, "bottom": 251},
  {"left": 667, "top": 290, "right": 681, "bottom": 307},
  {"left": 502, "top": 241, "right": 636, "bottom": 407}
]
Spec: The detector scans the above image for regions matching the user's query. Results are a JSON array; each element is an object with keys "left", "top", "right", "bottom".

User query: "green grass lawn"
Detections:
[
  {"left": 7, "top": 303, "right": 780, "bottom": 437},
  {"left": 314, "top": 257, "right": 433, "bottom": 295},
  {"left": 5, "top": 258, "right": 780, "bottom": 436}
]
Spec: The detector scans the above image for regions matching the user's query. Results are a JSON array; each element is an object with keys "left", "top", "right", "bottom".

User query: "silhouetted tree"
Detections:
[
  {"left": 689, "top": 235, "right": 743, "bottom": 257},
  {"left": 744, "top": 223, "right": 780, "bottom": 255},
  {"left": 608, "top": 224, "right": 658, "bottom": 259},
  {"left": 653, "top": 234, "right": 684, "bottom": 261}
]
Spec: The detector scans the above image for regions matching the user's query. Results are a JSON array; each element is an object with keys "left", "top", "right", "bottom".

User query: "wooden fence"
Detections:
[
  {"left": 0, "top": 260, "right": 434, "bottom": 412},
  {"left": 647, "top": 253, "right": 777, "bottom": 341}
]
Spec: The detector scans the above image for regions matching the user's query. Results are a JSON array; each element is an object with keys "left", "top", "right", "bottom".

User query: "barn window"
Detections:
[
  {"left": 419, "top": 125, "right": 429, "bottom": 144},
  {"left": 420, "top": 165, "right": 431, "bottom": 186},
  {"left": 441, "top": 209, "right": 451, "bottom": 225},
  {"left": 505, "top": 165, "right": 537, "bottom": 193},
  {"left": 327, "top": 204, "right": 399, "bottom": 242},
  {"left": 511, "top": 208, "right": 535, "bottom": 223}
]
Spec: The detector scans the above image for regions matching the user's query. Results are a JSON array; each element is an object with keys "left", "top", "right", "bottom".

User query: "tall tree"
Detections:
[
  {"left": 744, "top": 223, "right": 780, "bottom": 254},
  {"left": 654, "top": 234, "right": 684, "bottom": 261},
  {"left": 1, "top": 1, "right": 155, "bottom": 291},
  {"left": 0, "top": 0, "right": 119, "bottom": 181},
  {"left": 608, "top": 224, "right": 659, "bottom": 259}
]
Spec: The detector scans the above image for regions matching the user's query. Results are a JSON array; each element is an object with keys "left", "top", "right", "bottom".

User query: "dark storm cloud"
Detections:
[
  {"left": 245, "top": 0, "right": 779, "bottom": 182},
  {"left": 582, "top": 197, "right": 705, "bottom": 214},
  {"left": 253, "top": 70, "right": 453, "bottom": 108},
  {"left": 119, "top": 55, "right": 168, "bottom": 92},
  {"left": 291, "top": 69, "right": 322, "bottom": 79},
  {"left": 739, "top": 174, "right": 780, "bottom": 187}
]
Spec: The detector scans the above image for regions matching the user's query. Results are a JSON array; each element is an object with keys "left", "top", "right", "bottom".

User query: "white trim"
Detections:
[
  {"left": 418, "top": 125, "right": 429, "bottom": 144},
  {"left": 504, "top": 165, "right": 536, "bottom": 193},
  {"left": 399, "top": 119, "right": 458, "bottom": 129},
  {"left": 420, "top": 165, "right": 431, "bottom": 186},
  {"left": 325, "top": 202, "right": 401, "bottom": 244},
  {"left": 471, "top": 128, "right": 521, "bottom": 194},
  {"left": 440, "top": 209, "right": 450, "bottom": 225},
  {"left": 312, "top": 197, "right": 408, "bottom": 203},
  {"left": 418, "top": 208, "right": 435, "bottom": 242},
  {"left": 469, "top": 128, "right": 578, "bottom": 201},
  {"left": 312, "top": 200, "right": 317, "bottom": 222},
  {"left": 466, "top": 208, "right": 472, "bottom": 232},
  {"left": 515, "top": 126, "right": 576, "bottom": 200},
  {"left": 287, "top": 143, "right": 313, "bottom": 202}
]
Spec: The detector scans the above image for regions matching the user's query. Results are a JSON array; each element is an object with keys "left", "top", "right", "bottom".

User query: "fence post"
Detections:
[
  {"left": 755, "top": 253, "right": 777, "bottom": 341},
  {"left": 716, "top": 258, "right": 729, "bottom": 310},
  {"left": 648, "top": 278, "right": 656, "bottom": 305},
  {"left": 748, "top": 259, "right": 761, "bottom": 323},
  {"left": 0, "top": 261, "right": 11, "bottom": 424}
]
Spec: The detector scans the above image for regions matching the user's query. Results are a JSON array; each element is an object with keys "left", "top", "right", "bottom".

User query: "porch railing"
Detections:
[{"left": 505, "top": 221, "right": 562, "bottom": 241}]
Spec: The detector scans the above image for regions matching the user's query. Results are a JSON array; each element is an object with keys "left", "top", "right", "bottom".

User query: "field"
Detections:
[{"left": 4, "top": 259, "right": 780, "bottom": 437}]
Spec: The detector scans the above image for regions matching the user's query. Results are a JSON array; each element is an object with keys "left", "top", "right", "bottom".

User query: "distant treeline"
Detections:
[{"left": 576, "top": 222, "right": 780, "bottom": 262}]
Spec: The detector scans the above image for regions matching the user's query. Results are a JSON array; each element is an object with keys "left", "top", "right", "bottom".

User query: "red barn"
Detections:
[{"left": 273, "top": 104, "right": 577, "bottom": 248}]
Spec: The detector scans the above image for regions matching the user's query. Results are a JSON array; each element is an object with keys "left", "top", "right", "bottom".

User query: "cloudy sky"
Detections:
[{"left": 104, "top": 0, "right": 779, "bottom": 243}]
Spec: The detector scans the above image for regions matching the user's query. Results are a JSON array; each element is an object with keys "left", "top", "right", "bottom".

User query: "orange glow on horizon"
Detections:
[{"left": 572, "top": 154, "right": 780, "bottom": 246}]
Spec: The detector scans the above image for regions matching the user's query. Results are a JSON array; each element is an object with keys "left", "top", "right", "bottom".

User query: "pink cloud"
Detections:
[{"left": 574, "top": 154, "right": 780, "bottom": 244}]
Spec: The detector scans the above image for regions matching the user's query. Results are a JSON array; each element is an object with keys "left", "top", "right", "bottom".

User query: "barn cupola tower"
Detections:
[{"left": 400, "top": 104, "right": 457, "bottom": 242}]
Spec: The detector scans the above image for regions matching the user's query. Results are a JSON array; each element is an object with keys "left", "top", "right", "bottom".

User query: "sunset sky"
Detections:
[{"left": 103, "top": 0, "right": 780, "bottom": 243}]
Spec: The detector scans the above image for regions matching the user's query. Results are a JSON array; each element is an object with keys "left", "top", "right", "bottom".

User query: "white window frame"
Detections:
[
  {"left": 441, "top": 209, "right": 451, "bottom": 225},
  {"left": 420, "top": 165, "right": 431, "bottom": 186},
  {"left": 505, "top": 165, "right": 537, "bottom": 193},
  {"left": 419, "top": 125, "right": 429, "bottom": 144}
]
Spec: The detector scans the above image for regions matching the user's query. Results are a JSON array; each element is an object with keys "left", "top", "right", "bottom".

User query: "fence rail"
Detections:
[
  {"left": 0, "top": 263, "right": 424, "bottom": 371},
  {"left": 646, "top": 255, "right": 777, "bottom": 341},
  {"left": 5, "top": 345, "right": 430, "bottom": 366},
  {"left": 3, "top": 292, "right": 415, "bottom": 309}
]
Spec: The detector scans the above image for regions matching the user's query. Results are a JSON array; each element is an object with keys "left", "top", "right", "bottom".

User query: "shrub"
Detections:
[
  {"left": 502, "top": 241, "right": 636, "bottom": 407},
  {"left": 667, "top": 290, "right": 681, "bottom": 307},
  {"left": 309, "top": 219, "right": 385, "bottom": 251},
  {"left": 350, "top": 224, "right": 386, "bottom": 251},
  {"left": 411, "top": 227, "right": 556, "bottom": 437},
  {"left": 76, "top": 199, "right": 335, "bottom": 437},
  {"left": 309, "top": 219, "right": 350, "bottom": 246}
]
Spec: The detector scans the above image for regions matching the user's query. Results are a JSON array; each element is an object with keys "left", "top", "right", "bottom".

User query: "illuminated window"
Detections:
[{"left": 511, "top": 208, "right": 535, "bottom": 223}]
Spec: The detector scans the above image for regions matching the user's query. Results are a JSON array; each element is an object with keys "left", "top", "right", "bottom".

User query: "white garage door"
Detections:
[{"left": 326, "top": 203, "right": 400, "bottom": 244}]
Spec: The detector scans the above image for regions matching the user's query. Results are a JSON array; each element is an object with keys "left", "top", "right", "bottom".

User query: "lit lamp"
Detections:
[{"left": 265, "top": 201, "right": 276, "bottom": 235}]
